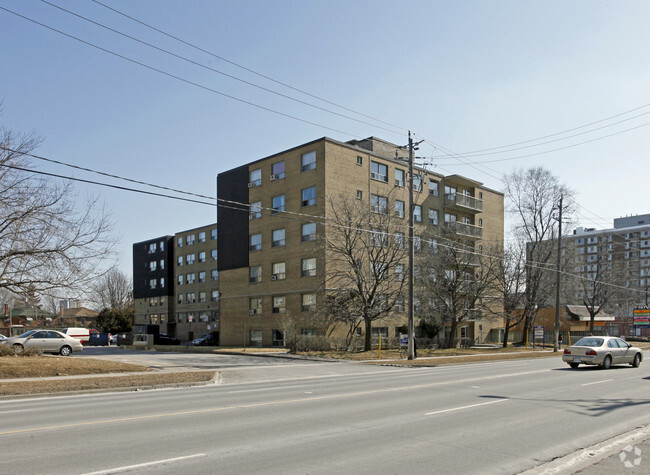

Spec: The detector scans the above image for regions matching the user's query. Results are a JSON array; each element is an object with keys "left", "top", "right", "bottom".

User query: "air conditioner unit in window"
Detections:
[
  {"left": 270, "top": 174, "right": 278, "bottom": 181},
  {"left": 249, "top": 215, "right": 254, "bottom": 220},
  {"left": 395, "top": 179, "right": 401, "bottom": 186},
  {"left": 271, "top": 275, "right": 278, "bottom": 281},
  {"left": 248, "top": 182, "right": 254, "bottom": 188},
  {"left": 249, "top": 309, "right": 257, "bottom": 315}
]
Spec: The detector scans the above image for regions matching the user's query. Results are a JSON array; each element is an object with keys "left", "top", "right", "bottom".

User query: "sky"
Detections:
[{"left": 2, "top": 0, "right": 650, "bottom": 278}]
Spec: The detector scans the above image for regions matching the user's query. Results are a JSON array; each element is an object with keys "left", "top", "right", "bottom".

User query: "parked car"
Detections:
[
  {"left": 562, "top": 336, "right": 643, "bottom": 369},
  {"left": 155, "top": 333, "right": 180, "bottom": 345},
  {"left": 61, "top": 327, "right": 99, "bottom": 345},
  {"left": 191, "top": 334, "right": 215, "bottom": 346},
  {"left": 0, "top": 334, "right": 7, "bottom": 340},
  {"left": 0, "top": 329, "right": 84, "bottom": 356}
]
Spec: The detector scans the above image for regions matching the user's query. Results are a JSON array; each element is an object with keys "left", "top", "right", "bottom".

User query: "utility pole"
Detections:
[
  {"left": 554, "top": 195, "right": 563, "bottom": 352},
  {"left": 407, "top": 131, "right": 415, "bottom": 360}
]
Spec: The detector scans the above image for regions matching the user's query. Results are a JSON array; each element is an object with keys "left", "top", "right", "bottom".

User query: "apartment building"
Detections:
[
  {"left": 133, "top": 223, "right": 219, "bottom": 341},
  {"left": 216, "top": 136, "right": 505, "bottom": 347},
  {"left": 564, "top": 214, "right": 650, "bottom": 318}
]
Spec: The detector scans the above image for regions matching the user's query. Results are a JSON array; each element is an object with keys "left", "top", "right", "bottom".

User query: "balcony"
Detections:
[
  {"left": 444, "top": 193, "right": 483, "bottom": 213},
  {"left": 445, "top": 222, "right": 483, "bottom": 240}
]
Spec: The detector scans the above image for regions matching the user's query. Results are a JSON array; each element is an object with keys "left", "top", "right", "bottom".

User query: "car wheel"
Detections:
[
  {"left": 59, "top": 345, "right": 72, "bottom": 356},
  {"left": 569, "top": 362, "right": 579, "bottom": 369},
  {"left": 632, "top": 353, "right": 642, "bottom": 368},
  {"left": 11, "top": 344, "right": 24, "bottom": 355},
  {"left": 602, "top": 355, "right": 612, "bottom": 369}
]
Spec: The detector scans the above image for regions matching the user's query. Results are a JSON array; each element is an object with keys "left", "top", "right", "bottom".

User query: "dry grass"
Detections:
[
  {"left": 0, "top": 356, "right": 215, "bottom": 397},
  {"left": 0, "top": 356, "right": 151, "bottom": 379},
  {"left": 0, "top": 371, "right": 216, "bottom": 396}
]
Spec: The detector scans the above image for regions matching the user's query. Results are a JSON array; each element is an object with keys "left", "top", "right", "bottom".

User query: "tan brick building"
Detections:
[{"left": 216, "top": 136, "right": 505, "bottom": 347}]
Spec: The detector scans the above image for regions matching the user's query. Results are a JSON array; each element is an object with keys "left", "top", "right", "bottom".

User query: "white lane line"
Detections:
[
  {"left": 581, "top": 379, "right": 613, "bottom": 387},
  {"left": 82, "top": 453, "right": 206, "bottom": 474},
  {"left": 227, "top": 384, "right": 309, "bottom": 394},
  {"left": 425, "top": 398, "right": 508, "bottom": 416}
]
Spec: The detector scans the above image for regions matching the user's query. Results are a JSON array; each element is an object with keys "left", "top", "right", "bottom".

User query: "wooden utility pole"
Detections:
[{"left": 554, "top": 195, "right": 563, "bottom": 352}]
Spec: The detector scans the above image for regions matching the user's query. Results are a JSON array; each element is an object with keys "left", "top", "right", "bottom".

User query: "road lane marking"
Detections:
[
  {"left": 425, "top": 398, "right": 508, "bottom": 416},
  {"left": 82, "top": 453, "right": 206, "bottom": 474},
  {"left": 581, "top": 379, "right": 613, "bottom": 387},
  {"left": 0, "top": 368, "right": 549, "bottom": 436}
]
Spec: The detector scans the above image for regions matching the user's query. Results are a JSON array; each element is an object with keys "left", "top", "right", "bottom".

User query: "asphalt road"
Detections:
[{"left": 2, "top": 354, "right": 650, "bottom": 474}]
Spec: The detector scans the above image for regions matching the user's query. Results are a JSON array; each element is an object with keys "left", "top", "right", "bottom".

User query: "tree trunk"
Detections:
[
  {"left": 364, "top": 317, "right": 373, "bottom": 351},
  {"left": 502, "top": 323, "right": 510, "bottom": 348},
  {"left": 445, "top": 320, "right": 458, "bottom": 348}
]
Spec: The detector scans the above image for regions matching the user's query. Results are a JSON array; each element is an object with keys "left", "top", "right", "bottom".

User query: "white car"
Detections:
[
  {"left": 1, "top": 329, "right": 84, "bottom": 356},
  {"left": 562, "top": 336, "right": 642, "bottom": 369}
]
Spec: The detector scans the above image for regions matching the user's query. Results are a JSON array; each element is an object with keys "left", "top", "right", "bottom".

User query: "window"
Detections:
[
  {"left": 414, "top": 235, "right": 422, "bottom": 252},
  {"left": 428, "top": 209, "right": 439, "bottom": 225},
  {"left": 186, "top": 292, "right": 196, "bottom": 304},
  {"left": 186, "top": 273, "right": 196, "bottom": 284},
  {"left": 301, "top": 151, "right": 316, "bottom": 171},
  {"left": 302, "top": 258, "right": 317, "bottom": 277},
  {"left": 198, "top": 251, "right": 206, "bottom": 263},
  {"left": 302, "top": 293, "right": 316, "bottom": 312},
  {"left": 395, "top": 169, "right": 405, "bottom": 187},
  {"left": 272, "top": 262, "right": 286, "bottom": 280},
  {"left": 250, "top": 201, "right": 262, "bottom": 219},
  {"left": 186, "top": 254, "right": 195, "bottom": 265},
  {"left": 198, "top": 232, "right": 206, "bottom": 243},
  {"left": 186, "top": 234, "right": 195, "bottom": 246},
  {"left": 356, "top": 156, "right": 363, "bottom": 166},
  {"left": 272, "top": 296, "right": 286, "bottom": 314},
  {"left": 370, "top": 161, "right": 388, "bottom": 182},
  {"left": 356, "top": 190, "right": 362, "bottom": 200},
  {"left": 249, "top": 168, "right": 262, "bottom": 187},
  {"left": 373, "top": 261, "right": 388, "bottom": 279},
  {"left": 249, "top": 297, "right": 262, "bottom": 314},
  {"left": 198, "top": 271, "right": 206, "bottom": 283},
  {"left": 395, "top": 232, "right": 405, "bottom": 249},
  {"left": 371, "top": 228, "right": 387, "bottom": 247},
  {"left": 177, "top": 275, "right": 183, "bottom": 286},
  {"left": 444, "top": 185, "right": 457, "bottom": 199},
  {"left": 414, "top": 205, "right": 422, "bottom": 223},
  {"left": 250, "top": 330, "right": 262, "bottom": 347},
  {"left": 371, "top": 327, "right": 389, "bottom": 339},
  {"left": 272, "top": 330, "right": 285, "bottom": 347},
  {"left": 429, "top": 239, "right": 438, "bottom": 254},
  {"left": 211, "top": 290, "right": 220, "bottom": 302},
  {"left": 250, "top": 233, "right": 262, "bottom": 251},
  {"left": 478, "top": 218, "right": 483, "bottom": 226},
  {"left": 199, "top": 291, "right": 207, "bottom": 303},
  {"left": 211, "top": 269, "right": 219, "bottom": 281},
  {"left": 211, "top": 228, "right": 217, "bottom": 240},
  {"left": 148, "top": 243, "right": 157, "bottom": 254},
  {"left": 160, "top": 260, "right": 165, "bottom": 270},
  {"left": 271, "top": 161, "right": 285, "bottom": 179},
  {"left": 444, "top": 213, "right": 457, "bottom": 223},
  {"left": 270, "top": 194, "right": 285, "bottom": 214},
  {"left": 149, "top": 261, "right": 157, "bottom": 272},
  {"left": 149, "top": 279, "right": 157, "bottom": 289},
  {"left": 413, "top": 174, "right": 422, "bottom": 192},
  {"left": 250, "top": 266, "right": 262, "bottom": 283},
  {"left": 177, "top": 294, "right": 183, "bottom": 304},
  {"left": 429, "top": 179, "right": 439, "bottom": 196},
  {"left": 395, "top": 200, "right": 405, "bottom": 218},
  {"left": 211, "top": 249, "right": 218, "bottom": 260},
  {"left": 272, "top": 229, "right": 285, "bottom": 247},
  {"left": 302, "top": 187, "right": 316, "bottom": 207},
  {"left": 177, "top": 237, "right": 183, "bottom": 248},
  {"left": 302, "top": 222, "right": 316, "bottom": 241},
  {"left": 160, "top": 277, "right": 165, "bottom": 288},
  {"left": 371, "top": 194, "right": 387, "bottom": 214},
  {"left": 395, "top": 264, "right": 404, "bottom": 281},
  {"left": 160, "top": 241, "right": 165, "bottom": 251}
]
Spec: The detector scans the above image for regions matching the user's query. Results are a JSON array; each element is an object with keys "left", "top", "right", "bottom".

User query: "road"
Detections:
[{"left": 2, "top": 354, "right": 650, "bottom": 474}]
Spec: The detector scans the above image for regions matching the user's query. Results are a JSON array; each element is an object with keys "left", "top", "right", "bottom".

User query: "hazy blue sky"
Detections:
[{"left": 2, "top": 0, "right": 650, "bottom": 276}]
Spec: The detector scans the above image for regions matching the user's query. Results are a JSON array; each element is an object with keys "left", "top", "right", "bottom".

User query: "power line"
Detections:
[{"left": 39, "top": 0, "right": 405, "bottom": 138}]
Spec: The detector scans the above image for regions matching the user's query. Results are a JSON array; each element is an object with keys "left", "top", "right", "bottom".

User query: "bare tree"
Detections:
[
  {"left": 0, "top": 124, "right": 115, "bottom": 298},
  {"left": 322, "top": 192, "right": 409, "bottom": 351},
  {"left": 416, "top": 227, "right": 502, "bottom": 348},
  {"left": 91, "top": 267, "right": 133, "bottom": 311},
  {"left": 484, "top": 240, "right": 528, "bottom": 347},
  {"left": 504, "top": 167, "right": 574, "bottom": 344}
]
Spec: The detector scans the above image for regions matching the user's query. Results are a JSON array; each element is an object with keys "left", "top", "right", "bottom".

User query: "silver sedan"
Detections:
[
  {"left": 1, "top": 329, "right": 84, "bottom": 356},
  {"left": 562, "top": 336, "right": 642, "bottom": 369}
]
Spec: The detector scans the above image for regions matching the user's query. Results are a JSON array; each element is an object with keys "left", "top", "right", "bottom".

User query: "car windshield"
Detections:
[
  {"left": 15, "top": 330, "right": 38, "bottom": 338},
  {"left": 574, "top": 337, "right": 604, "bottom": 347}
]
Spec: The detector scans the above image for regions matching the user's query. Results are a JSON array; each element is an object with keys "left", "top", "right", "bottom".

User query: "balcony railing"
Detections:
[
  {"left": 444, "top": 193, "right": 483, "bottom": 213},
  {"left": 445, "top": 222, "right": 483, "bottom": 239}
]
